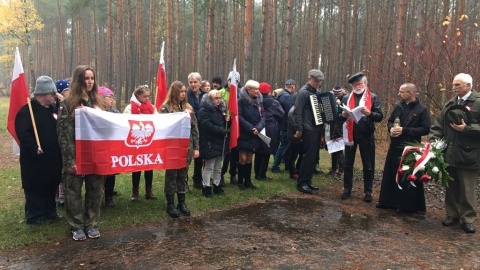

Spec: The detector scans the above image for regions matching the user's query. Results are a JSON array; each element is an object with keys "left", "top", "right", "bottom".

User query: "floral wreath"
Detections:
[{"left": 396, "top": 139, "right": 453, "bottom": 189}]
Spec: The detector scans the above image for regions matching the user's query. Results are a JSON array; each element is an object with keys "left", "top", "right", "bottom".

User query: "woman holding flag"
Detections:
[{"left": 57, "top": 65, "right": 105, "bottom": 241}]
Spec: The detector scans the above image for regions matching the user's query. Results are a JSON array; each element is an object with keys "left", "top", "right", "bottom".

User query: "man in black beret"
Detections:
[
  {"left": 340, "top": 72, "right": 383, "bottom": 202},
  {"left": 430, "top": 73, "right": 480, "bottom": 234}
]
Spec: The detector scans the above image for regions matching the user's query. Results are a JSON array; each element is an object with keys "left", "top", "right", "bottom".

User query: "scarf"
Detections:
[
  {"left": 130, "top": 95, "right": 155, "bottom": 114},
  {"left": 342, "top": 89, "right": 372, "bottom": 145}
]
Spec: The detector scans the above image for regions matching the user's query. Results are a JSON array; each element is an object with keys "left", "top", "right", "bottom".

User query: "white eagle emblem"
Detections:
[{"left": 125, "top": 120, "right": 155, "bottom": 148}]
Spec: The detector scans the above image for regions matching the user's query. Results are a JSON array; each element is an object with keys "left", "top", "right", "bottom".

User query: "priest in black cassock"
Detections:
[{"left": 377, "top": 83, "right": 431, "bottom": 213}]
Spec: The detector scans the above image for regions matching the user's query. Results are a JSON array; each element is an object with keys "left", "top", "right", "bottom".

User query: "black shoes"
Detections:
[
  {"left": 341, "top": 190, "right": 351, "bottom": 200},
  {"left": 230, "top": 175, "right": 238, "bottom": 185},
  {"left": 363, "top": 193, "right": 373, "bottom": 202},
  {"left": 463, "top": 223, "right": 476, "bottom": 234},
  {"left": 297, "top": 184, "right": 313, "bottom": 194},
  {"left": 442, "top": 216, "right": 460, "bottom": 227},
  {"left": 213, "top": 184, "right": 225, "bottom": 195},
  {"left": 271, "top": 167, "right": 281, "bottom": 173},
  {"left": 202, "top": 186, "right": 213, "bottom": 198},
  {"left": 308, "top": 184, "right": 319, "bottom": 190}
]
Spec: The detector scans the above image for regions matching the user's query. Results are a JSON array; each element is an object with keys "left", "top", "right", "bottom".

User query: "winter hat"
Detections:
[
  {"left": 212, "top": 76, "right": 222, "bottom": 85},
  {"left": 34, "top": 76, "right": 57, "bottom": 95},
  {"left": 98, "top": 87, "right": 114, "bottom": 97},
  {"left": 332, "top": 86, "right": 343, "bottom": 97},
  {"left": 259, "top": 82, "right": 272, "bottom": 95},
  {"left": 227, "top": 71, "right": 240, "bottom": 83},
  {"left": 55, "top": 79, "right": 70, "bottom": 94}
]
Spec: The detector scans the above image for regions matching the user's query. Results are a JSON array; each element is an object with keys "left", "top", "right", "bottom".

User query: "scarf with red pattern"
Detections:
[{"left": 342, "top": 89, "right": 372, "bottom": 145}]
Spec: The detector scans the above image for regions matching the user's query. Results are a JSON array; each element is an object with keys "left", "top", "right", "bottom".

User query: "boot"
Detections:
[
  {"left": 177, "top": 193, "right": 191, "bottom": 216},
  {"left": 244, "top": 163, "right": 256, "bottom": 190},
  {"left": 145, "top": 186, "right": 156, "bottom": 200},
  {"left": 202, "top": 186, "right": 213, "bottom": 198},
  {"left": 230, "top": 175, "right": 238, "bottom": 185},
  {"left": 166, "top": 194, "right": 180, "bottom": 218},
  {"left": 131, "top": 188, "right": 139, "bottom": 202},
  {"left": 220, "top": 175, "right": 226, "bottom": 187},
  {"left": 213, "top": 184, "right": 225, "bottom": 195},
  {"left": 105, "top": 196, "right": 115, "bottom": 208},
  {"left": 237, "top": 164, "right": 247, "bottom": 190}
]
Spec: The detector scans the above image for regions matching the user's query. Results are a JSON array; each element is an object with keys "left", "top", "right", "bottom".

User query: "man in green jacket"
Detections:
[{"left": 430, "top": 73, "right": 480, "bottom": 234}]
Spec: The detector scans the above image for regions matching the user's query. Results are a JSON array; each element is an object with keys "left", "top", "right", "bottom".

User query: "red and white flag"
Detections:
[
  {"left": 7, "top": 47, "right": 29, "bottom": 146},
  {"left": 75, "top": 107, "right": 191, "bottom": 175},
  {"left": 228, "top": 59, "right": 239, "bottom": 150},
  {"left": 154, "top": 41, "right": 167, "bottom": 111}
]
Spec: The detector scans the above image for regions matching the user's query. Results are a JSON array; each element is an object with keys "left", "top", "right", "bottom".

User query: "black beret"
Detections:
[{"left": 347, "top": 72, "right": 365, "bottom": 84}]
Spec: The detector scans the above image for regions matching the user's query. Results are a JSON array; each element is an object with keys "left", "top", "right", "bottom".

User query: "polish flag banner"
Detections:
[
  {"left": 154, "top": 41, "right": 167, "bottom": 111},
  {"left": 228, "top": 59, "right": 239, "bottom": 150},
  {"left": 7, "top": 47, "right": 29, "bottom": 146},
  {"left": 75, "top": 107, "right": 191, "bottom": 175}
]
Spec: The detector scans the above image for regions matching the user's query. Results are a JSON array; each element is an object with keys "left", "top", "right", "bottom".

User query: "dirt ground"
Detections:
[
  {"left": 0, "top": 179, "right": 479, "bottom": 269},
  {"left": 1, "top": 137, "right": 480, "bottom": 269}
]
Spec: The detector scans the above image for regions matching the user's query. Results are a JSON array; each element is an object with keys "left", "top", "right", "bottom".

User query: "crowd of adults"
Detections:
[{"left": 15, "top": 64, "right": 480, "bottom": 242}]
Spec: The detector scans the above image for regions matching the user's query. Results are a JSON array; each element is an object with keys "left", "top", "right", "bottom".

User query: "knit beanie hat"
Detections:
[
  {"left": 259, "top": 82, "right": 272, "bottom": 95},
  {"left": 98, "top": 87, "right": 114, "bottom": 97},
  {"left": 34, "top": 76, "right": 57, "bottom": 95},
  {"left": 55, "top": 79, "right": 70, "bottom": 94}
]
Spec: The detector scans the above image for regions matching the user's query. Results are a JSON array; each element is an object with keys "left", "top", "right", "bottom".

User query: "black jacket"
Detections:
[
  {"left": 340, "top": 90, "right": 384, "bottom": 138},
  {"left": 388, "top": 98, "right": 430, "bottom": 148},
  {"left": 198, "top": 95, "right": 229, "bottom": 159},
  {"left": 292, "top": 83, "right": 323, "bottom": 133},
  {"left": 187, "top": 89, "right": 205, "bottom": 116},
  {"left": 15, "top": 99, "right": 62, "bottom": 190}
]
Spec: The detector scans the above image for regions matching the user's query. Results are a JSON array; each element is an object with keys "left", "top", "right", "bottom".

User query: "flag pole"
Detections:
[{"left": 27, "top": 98, "right": 42, "bottom": 151}]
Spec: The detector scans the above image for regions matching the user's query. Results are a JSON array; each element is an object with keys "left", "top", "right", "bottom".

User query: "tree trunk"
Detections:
[{"left": 243, "top": 0, "right": 254, "bottom": 81}]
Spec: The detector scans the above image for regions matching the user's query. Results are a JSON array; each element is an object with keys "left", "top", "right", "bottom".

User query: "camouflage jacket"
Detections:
[
  {"left": 160, "top": 103, "right": 199, "bottom": 166},
  {"left": 57, "top": 99, "right": 94, "bottom": 171}
]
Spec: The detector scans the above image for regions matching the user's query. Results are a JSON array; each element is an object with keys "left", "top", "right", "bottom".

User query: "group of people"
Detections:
[{"left": 15, "top": 64, "right": 480, "bottom": 242}]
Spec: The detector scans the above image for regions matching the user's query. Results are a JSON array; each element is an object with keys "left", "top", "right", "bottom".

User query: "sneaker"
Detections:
[
  {"left": 72, "top": 229, "right": 87, "bottom": 241},
  {"left": 86, "top": 227, "right": 101, "bottom": 239}
]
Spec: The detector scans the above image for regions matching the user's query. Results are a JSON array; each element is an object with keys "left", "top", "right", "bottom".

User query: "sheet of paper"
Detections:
[
  {"left": 258, "top": 128, "right": 271, "bottom": 147},
  {"left": 326, "top": 138, "right": 345, "bottom": 154},
  {"left": 340, "top": 105, "right": 366, "bottom": 123}
]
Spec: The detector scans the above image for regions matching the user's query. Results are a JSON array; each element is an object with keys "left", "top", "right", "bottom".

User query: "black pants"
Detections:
[
  {"left": 221, "top": 147, "right": 238, "bottom": 177},
  {"left": 192, "top": 158, "right": 204, "bottom": 184},
  {"left": 132, "top": 170, "right": 153, "bottom": 189},
  {"left": 331, "top": 150, "right": 344, "bottom": 172},
  {"left": 24, "top": 185, "right": 57, "bottom": 224},
  {"left": 104, "top": 175, "right": 115, "bottom": 198},
  {"left": 343, "top": 136, "right": 375, "bottom": 193},
  {"left": 288, "top": 142, "right": 303, "bottom": 177},
  {"left": 297, "top": 130, "right": 321, "bottom": 187},
  {"left": 254, "top": 152, "right": 270, "bottom": 179}
]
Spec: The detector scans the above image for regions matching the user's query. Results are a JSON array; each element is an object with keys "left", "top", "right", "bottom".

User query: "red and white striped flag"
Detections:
[
  {"left": 7, "top": 47, "right": 29, "bottom": 146},
  {"left": 75, "top": 107, "right": 191, "bottom": 175},
  {"left": 154, "top": 41, "right": 167, "bottom": 111},
  {"left": 228, "top": 59, "right": 239, "bottom": 150}
]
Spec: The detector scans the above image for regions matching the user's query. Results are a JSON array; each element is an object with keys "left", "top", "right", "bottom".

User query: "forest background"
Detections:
[{"left": 0, "top": 0, "right": 479, "bottom": 115}]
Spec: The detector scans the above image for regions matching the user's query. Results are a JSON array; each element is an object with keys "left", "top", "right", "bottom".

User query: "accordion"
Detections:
[{"left": 309, "top": 92, "right": 337, "bottom": 125}]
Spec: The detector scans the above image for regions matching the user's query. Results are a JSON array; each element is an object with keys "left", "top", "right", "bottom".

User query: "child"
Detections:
[{"left": 160, "top": 81, "right": 199, "bottom": 218}]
